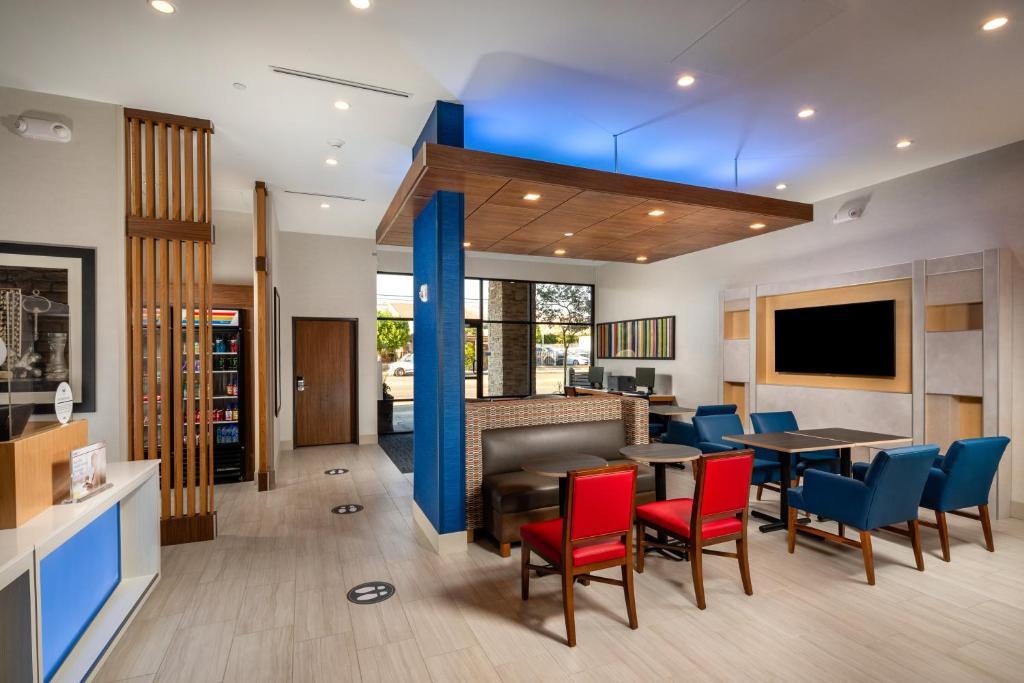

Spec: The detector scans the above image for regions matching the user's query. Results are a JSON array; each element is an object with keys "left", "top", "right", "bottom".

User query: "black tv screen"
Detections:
[{"left": 774, "top": 300, "right": 896, "bottom": 377}]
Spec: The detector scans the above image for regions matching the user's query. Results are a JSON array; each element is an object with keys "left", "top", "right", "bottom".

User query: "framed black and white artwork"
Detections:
[{"left": 0, "top": 243, "right": 96, "bottom": 413}]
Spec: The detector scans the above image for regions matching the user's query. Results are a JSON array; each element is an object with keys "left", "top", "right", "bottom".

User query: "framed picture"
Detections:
[
  {"left": 595, "top": 315, "right": 675, "bottom": 360},
  {"left": 0, "top": 243, "right": 96, "bottom": 413}
]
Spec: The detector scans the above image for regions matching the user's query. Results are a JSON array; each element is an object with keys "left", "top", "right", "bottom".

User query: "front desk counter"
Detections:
[{"left": 0, "top": 460, "right": 160, "bottom": 683}]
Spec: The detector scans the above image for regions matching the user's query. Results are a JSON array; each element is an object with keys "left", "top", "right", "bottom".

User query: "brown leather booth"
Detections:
[{"left": 481, "top": 419, "right": 656, "bottom": 556}]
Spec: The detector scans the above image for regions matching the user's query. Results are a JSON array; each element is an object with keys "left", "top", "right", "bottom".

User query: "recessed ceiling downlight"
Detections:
[
  {"left": 462, "top": 242, "right": 471, "bottom": 248},
  {"left": 750, "top": 222, "right": 766, "bottom": 230},
  {"left": 648, "top": 209, "right": 665, "bottom": 217},
  {"left": 350, "top": 0, "right": 371, "bottom": 9},
  {"left": 523, "top": 193, "right": 541, "bottom": 201},
  {"left": 325, "top": 158, "right": 338, "bottom": 166},
  {"left": 149, "top": 0, "right": 176, "bottom": 14},
  {"left": 982, "top": 16, "right": 1008, "bottom": 31},
  {"left": 636, "top": 256, "right": 648, "bottom": 262},
  {"left": 320, "top": 203, "right": 330, "bottom": 209},
  {"left": 676, "top": 74, "right": 696, "bottom": 88},
  {"left": 334, "top": 100, "right": 350, "bottom": 111},
  {"left": 776, "top": 183, "right": 787, "bottom": 190},
  {"left": 797, "top": 108, "right": 816, "bottom": 119},
  {"left": 896, "top": 139, "right": 913, "bottom": 149},
  {"left": 563, "top": 232, "right": 574, "bottom": 237},
  {"left": 554, "top": 249, "right": 566, "bottom": 255}
]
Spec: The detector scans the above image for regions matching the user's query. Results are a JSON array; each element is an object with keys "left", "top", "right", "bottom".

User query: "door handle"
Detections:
[{"left": 296, "top": 376, "right": 305, "bottom": 392}]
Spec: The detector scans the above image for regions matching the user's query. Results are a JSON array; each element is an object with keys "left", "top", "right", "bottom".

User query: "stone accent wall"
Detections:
[
  {"left": 485, "top": 281, "right": 530, "bottom": 396},
  {"left": 464, "top": 395, "right": 649, "bottom": 530}
]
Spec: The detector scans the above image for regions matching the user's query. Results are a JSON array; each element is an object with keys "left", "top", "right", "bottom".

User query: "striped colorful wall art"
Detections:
[{"left": 595, "top": 315, "right": 675, "bottom": 359}]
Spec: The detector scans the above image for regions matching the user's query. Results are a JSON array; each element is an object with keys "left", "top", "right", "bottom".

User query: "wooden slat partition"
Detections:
[
  {"left": 253, "top": 181, "right": 274, "bottom": 491},
  {"left": 124, "top": 109, "right": 216, "bottom": 545}
]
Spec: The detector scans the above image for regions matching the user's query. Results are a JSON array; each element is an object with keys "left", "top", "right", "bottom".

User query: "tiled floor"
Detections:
[{"left": 97, "top": 443, "right": 1024, "bottom": 682}]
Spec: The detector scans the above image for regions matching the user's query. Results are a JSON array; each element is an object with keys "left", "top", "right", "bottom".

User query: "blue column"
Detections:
[{"left": 412, "top": 101, "right": 466, "bottom": 537}]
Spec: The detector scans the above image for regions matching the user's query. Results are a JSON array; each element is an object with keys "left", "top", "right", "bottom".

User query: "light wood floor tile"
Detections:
[
  {"left": 154, "top": 620, "right": 235, "bottom": 683},
  {"left": 292, "top": 632, "right": 360, "bottom": 682},
  {"left": 180, "top": 578, "right": 246, "bottom": 628},
  {"left": 403, "top": 596, "right": 477, "bottom": 658},
  {"left": 356, "top": 639, "right": 431, "bottom": 682},
  {"left": 97, "top": 613, "right": 181, "bottom": 681},
  {"left": 236, "top": 580, "right": 296, "bottom": 635},
  {"left": 294, "top": 586, "right": 352, "bottom": 642},
  {"left": 424, "top": 645, "right": 501, "bottom": 683},
  {"left": 223, "top": 625, "right": 294, "bottom": 683}
]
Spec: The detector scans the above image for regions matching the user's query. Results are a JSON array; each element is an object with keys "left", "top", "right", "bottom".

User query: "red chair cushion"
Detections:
[
  {"left": 521, "top": 518, "right": 627, "bottom": 567},
  {"left": 570, "top": 469, "right": 635, "bottom": 540},
  {"left": 637, "top": 498, "right": 742, "bottom": 540}
]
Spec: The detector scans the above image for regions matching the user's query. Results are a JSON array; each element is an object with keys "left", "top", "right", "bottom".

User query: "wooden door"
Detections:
[{"left": 293, "top": 318, "right": 358, "bottom": 446}]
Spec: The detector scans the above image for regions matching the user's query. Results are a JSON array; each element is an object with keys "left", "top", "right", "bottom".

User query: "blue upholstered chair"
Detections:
[
  {"left": 662, "top": 404, "right": 737, "bottom": 449},
  {"left": 692, "top": 413, "right": 783, "bottom": 488},
  {"left": 750, "top": 411, "right": 840, "bottom": 500},
  {"left": 787, "top": 445, "right": 938, "bottom": 585},
  {"left": 854, "top": 436, "right": 1009, "bottom": 562}
]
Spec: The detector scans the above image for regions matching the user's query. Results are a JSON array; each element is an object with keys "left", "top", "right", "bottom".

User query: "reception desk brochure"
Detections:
[{"left": 69, "top": 442, "right": 111, "bottom": 502}]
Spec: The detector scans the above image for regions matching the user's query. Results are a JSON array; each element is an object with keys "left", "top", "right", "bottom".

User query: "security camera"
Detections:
[
  {"left": 15, "top": 116, "right": 72, "bottom": 143},
  {"left": 833, "top": 195, "right": 870, "bottom": 224}
]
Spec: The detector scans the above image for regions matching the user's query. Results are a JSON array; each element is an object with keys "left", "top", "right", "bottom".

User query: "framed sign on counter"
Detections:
[{"left": 595, "top": 315, "right": 675, "bottom": 360}]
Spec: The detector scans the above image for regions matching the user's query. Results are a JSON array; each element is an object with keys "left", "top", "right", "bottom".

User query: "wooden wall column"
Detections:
[
  {"left": 124, "top": 108, "right": 216, "bottom": 545},
  {"left": 253, "top": 181, "right": 274, "bottom": 491}
]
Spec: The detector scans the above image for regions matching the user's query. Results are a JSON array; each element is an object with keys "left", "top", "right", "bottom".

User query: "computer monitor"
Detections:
[
  {"left": 587, "top": 366, "right": 605, "bottom": 388},
  {"left": 635, "top": 367, "right": 656, "bottom": 391}
]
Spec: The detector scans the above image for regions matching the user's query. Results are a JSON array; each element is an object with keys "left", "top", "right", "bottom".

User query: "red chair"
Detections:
[
  {"left": 635, "top": 450, "right": 755, "bottom": 609},
  {"left": 520, "top": 463, "right": 639, "bottom": 647}
]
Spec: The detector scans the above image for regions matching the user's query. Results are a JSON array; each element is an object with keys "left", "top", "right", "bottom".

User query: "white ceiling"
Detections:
[{"left": 1, "top": 0, "right": 1022, "bottom": 244}]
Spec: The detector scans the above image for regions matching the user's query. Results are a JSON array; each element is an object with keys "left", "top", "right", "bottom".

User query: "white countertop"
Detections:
[{"left": 0, "top": 460, "right": 159, "bottom": 577}]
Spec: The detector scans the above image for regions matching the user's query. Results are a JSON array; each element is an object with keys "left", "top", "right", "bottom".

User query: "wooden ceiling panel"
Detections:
[
  {"left": 486, "top": 179, "right": 580, "bottom": 210},
  {"left": 377, "top": 144, "right": 813, "bottom": 263}
]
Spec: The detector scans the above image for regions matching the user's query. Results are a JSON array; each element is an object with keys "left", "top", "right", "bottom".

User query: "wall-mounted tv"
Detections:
[{"left": 774, "top": 300, "right": 896, "bottom": 377}]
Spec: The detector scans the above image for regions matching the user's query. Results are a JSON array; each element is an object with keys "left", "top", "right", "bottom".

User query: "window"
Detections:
[{"left": 377, "top": 272, "right": 594, "bottom": 414}]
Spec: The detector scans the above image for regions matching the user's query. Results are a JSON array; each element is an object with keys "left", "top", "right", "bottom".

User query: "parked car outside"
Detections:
[{"left": 389, "top": 353, "right": 414, "bottom": 376}]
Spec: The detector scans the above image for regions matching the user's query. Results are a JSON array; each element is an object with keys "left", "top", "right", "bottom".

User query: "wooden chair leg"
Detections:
[
  {"left": 562, "top": 571, "right": 576, "bottom": 647},
  {"left": 979, "top": 504, "right": 995, "bottom": 552},
  {"left": 621, "top": 562, "right": 639, "bottom": 629},
  {"left": 635, "top": 522, "right": 646, "bottom": 573},
  {"left": 935, "top": 510, "right": 951, "bottom": 562},
  {"left": 690, "top": 547, "right": 707, "bottom": 610},
  {"left": 908, "top": 519, "right": 925, "bottom": 571},
  {"left": 520, "top": 544, "right": 530, "bottom": 600},
  {"left": 500, "top": 542, "right": 511, "bottom": 558},
  {"left": 860, "top": 531, "right": 875, "bottom": 585},
  {"left": 787, "top": 506, "right": 797, "bottom": 554},
  {"left": 737, "top": 536, "right": 753, "bottom": 596},
  {"left": 756, "top": 485, "right": 763, "bottom": 501}
]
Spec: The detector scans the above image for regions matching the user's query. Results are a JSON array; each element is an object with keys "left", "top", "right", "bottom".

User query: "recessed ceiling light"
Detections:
[
  {"left": 462, "top": 241, "right": 471, "bottom": 248},
  {"left": 750, "top": 222, "right": 766, "bottom": 230},
  {"left": 325, "top": 158, "right": 338, "bottom": 166},
  {"left": 636, "top": 256, "right": 648, "bottom": 262},
  {"left": 333, "top": 100, "right": 350, "bottom": 111},
  {"left": 523, "top": 193, "right": 541, "bottom": 201},
  {"left": 776, "top": 183, "right": 787, "bottom": 190},
  {"left": 797, "top": 108, "right": 816, "bottom": 119},
  {"left": 982, "top": 16, "right": 1008, "bottom": 31},
  {"left": 563, "top": 232, "right": 574, "bottom": 237},
  {"left": 320, "top": 203, "right": 330, "bottom": 209},
  {"left": 232, "top": 82, "right": 247, "bottom": 91},
  {"left": 149, "top": 0, "right": 176, "bottom": 14},
  {"left": 350, "top": 0, "right": 371, "bottom": 9},
  {"left": 896, "top": 139, "right": 913, "bottom": 149},
  {"left": 554, "top": 249, "right": 566, "bottom": 255},
  {"left": 676, "top": 74, "right": 696, "bottom": 88},
  {"left": 648, "top": 209, "right": 665, "bottom": 217}
]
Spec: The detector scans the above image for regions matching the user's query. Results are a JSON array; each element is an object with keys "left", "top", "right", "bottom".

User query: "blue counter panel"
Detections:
[{"left": 40, "top": 503, "right": 121, "bottom": 682}]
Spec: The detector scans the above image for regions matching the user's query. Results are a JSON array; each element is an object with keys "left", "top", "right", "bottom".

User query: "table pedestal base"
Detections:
[{"left": 752, "top": 509, "right": 810, "bottom": 533}]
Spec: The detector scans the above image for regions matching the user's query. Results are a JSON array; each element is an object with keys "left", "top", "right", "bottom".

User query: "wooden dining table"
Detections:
[{"left": 723, "top": 428, "right": 912, "bottom": 533}]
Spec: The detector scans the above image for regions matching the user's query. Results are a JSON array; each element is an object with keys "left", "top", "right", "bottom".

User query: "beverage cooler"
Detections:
[
  {"left": 142, "top": 308, "right": 247, "bottom": 484},
  {"left": 211, "top": 309, "right": 246, "bottom": 483}
]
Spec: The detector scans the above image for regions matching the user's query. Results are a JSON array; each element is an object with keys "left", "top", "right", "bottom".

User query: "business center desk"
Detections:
[
  {"left": 566, "top": 386, "right": 678, "bottom": 405},
  {"left": 0, "top": 460, "right": 160, "bottom": 683}
]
